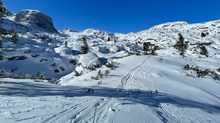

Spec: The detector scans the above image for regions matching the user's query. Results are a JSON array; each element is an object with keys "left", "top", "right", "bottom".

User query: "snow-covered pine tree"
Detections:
[
  {"left": 174, "top": 33, "right": 187, "bottom": 58},
  {"left": 81, "top": 37, "right": 89, "bottom": 54}
]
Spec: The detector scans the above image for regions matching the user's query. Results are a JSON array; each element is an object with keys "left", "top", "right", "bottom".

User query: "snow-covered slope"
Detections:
[
  {"left": 0, "top": 3, "right": 220, "bottom": 123},
  {"left": 1, "top": 56, "right": 220, "bottom": 123}
]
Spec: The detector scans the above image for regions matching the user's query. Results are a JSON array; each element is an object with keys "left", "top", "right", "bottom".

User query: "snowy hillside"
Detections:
[{"left": 0, "top": 3, "right": 220, "bottom": 123}]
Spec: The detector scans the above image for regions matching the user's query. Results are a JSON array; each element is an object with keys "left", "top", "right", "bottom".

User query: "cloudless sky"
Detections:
[{"left": 4, "top": 0, "right": 220, "bottom": 33}]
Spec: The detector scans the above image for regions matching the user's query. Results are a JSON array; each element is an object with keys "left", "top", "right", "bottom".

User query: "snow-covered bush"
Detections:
[
  {"left": 33, "top": 72, "right": 46, "bottom": 80},
  {"left": 201, "top": 32, "right": 209, "bottom": 38},
  {"left": 34, "top": 34, "right": 54, "bottom": 43},
  {"left": 75, "top": 71, "right": 82, "bottom": 77},
  {"left": 184, "top": 64, "right": 190, "bottom": 70},
  {"left": 69, "top": 59, "right": 78, "bottom": 65},
  {"left": 184, "top": 65, "right": 220, "bottom": 80},
  {"left": 39, "top": 58, "right": 48, "bottom": 62},
  {"left": 10, "top": 73, "right": 30, "bottom": 79},
  {"left": 54, "top": 68, "right": 60, "bottom": 73},
  {"left": 104, "top": 69, "right": 110, "bottom": 75},
  {"left": 141, "top": 42, "right": 159, "bottom": 55},
  {"left": 106, "top": 61, "right": 119, "bottom": 70},
  {"left": 91, "top": 70, "right": 104, "bottom": 80},
  {"left": 53, "top": 66, "right": 65, "bottom": 73},
  {"left": 54, "top": 66, "right": 65, "bottom": 73},
  {"left": 151, "top": 46, "right": 159, "bottom": 55},
  {"left": 200, "top": 45, "right": 208, "bottom": 57}
]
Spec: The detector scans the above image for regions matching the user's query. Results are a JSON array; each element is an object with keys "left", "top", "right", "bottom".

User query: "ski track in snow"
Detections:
[
  {"left": 114, "top": 57, "right": 181, "bottom": 123},
  {"left": 1, "top": 56, "right": 220, "bottom": 123},
  {"left": 118, "top": 58, "right": 147, "bottom": 89}
]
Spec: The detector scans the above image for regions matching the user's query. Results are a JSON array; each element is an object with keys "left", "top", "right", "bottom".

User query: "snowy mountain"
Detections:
[{"left": 0, "top": 3, "right": 220, "bottom": 123}]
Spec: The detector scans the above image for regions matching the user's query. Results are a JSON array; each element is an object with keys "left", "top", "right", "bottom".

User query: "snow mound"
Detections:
[
  {"left": 55, "top": 45, "right": 73, "bottom": 58},
  {"left": 78, "top": 52, "right": 101, "bottom": 69}
]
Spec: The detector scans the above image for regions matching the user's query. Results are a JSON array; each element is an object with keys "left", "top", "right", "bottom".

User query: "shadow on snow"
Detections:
[{"left": 0, "top": 81, "right": 220, "bottom": 114}]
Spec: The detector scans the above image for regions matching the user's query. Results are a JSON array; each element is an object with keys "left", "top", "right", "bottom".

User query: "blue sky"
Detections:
[{"left": 4, "top": 0, "right": 220, "bottom": 33}]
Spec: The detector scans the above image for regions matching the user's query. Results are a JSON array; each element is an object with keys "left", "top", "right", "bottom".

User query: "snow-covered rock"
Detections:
[
  {"left": 15, "top": 10, "right": 58, "bottom": 33},
  {"left": 78, "top": 52, "right": 101, "bottom": 69}
]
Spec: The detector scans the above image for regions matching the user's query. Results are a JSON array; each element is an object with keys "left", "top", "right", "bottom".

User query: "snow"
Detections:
[
  {"left": 78, "top": 52, "right": 101, "bottom": 69},
  {"left": 0, "top": 56, "right": 220, "bottom": 123},
  {"left": 1, "top": 5, "right": 220, "bottom": 123}
]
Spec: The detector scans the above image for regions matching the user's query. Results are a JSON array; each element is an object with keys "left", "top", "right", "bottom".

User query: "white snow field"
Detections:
[
  {"left": 1, "top": 55, "right": 220, "bottom": 123},
  {"left": 0, "top": 4, "right": 220, "bottom": 123}
]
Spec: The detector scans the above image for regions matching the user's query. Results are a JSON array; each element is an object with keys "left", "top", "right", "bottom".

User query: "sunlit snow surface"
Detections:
[
  {"left": 0, "top": 13, "right": 220, "bottom": 122},
  {"left": 1, "top": 55, "right": 220, "bottom": 123}
]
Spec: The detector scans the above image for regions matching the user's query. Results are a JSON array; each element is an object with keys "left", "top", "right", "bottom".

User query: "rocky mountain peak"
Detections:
[{"left": 15, "top": 9, "right": 58, "bottom": 33}]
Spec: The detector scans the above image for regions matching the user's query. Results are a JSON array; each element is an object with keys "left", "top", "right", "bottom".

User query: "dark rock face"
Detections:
[
  {"left": 0, "top": 4, "right": 13, "bottom": 17},
  {"left": 15, "top": 10, "right": 58, "bottom": 33}
]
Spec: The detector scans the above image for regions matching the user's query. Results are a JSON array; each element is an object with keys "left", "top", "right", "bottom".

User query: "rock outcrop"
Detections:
[{"left": 15, "top": 10, "right": 58, "bottom": 33}]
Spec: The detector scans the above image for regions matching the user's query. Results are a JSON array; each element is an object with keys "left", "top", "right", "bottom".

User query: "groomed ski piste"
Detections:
[{"left": 0, "top": 3, "right": 220, "bottom": 123}]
